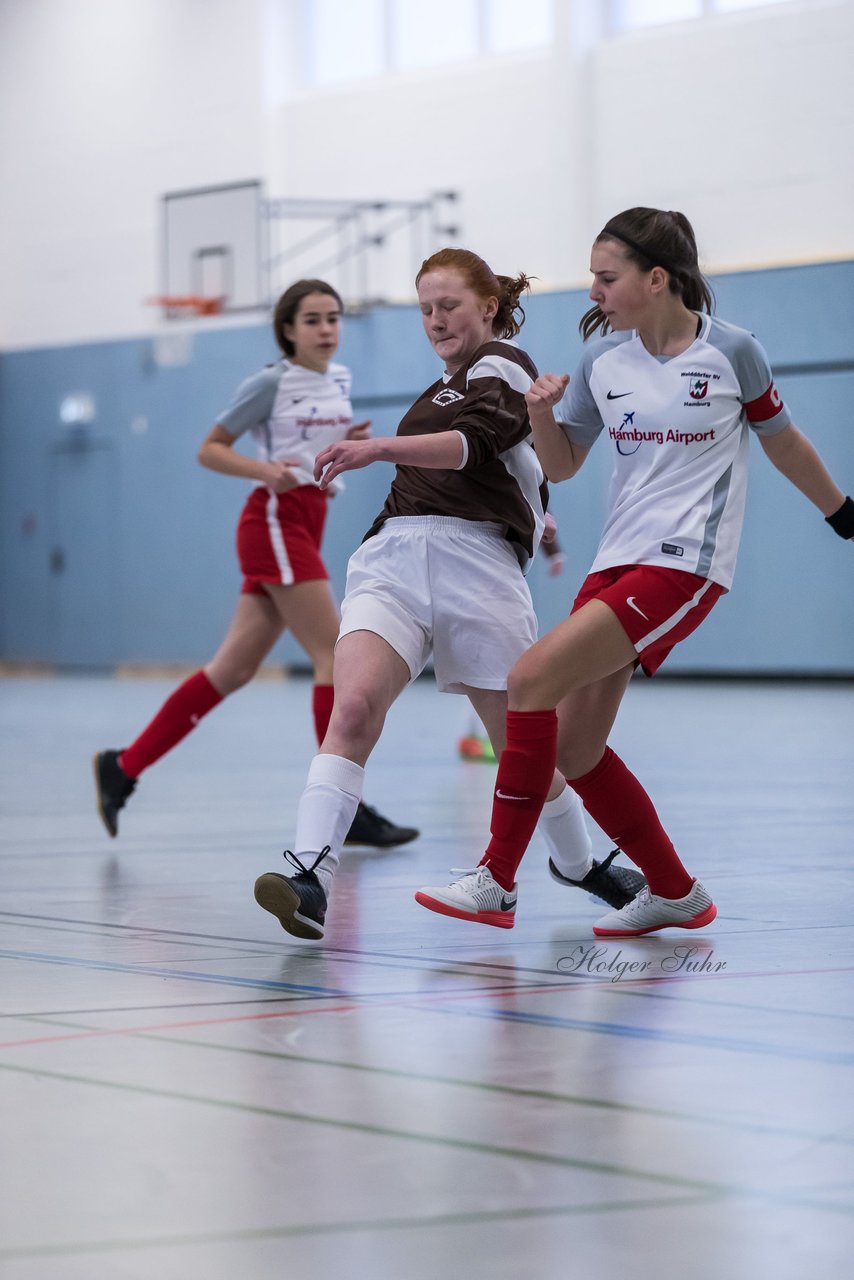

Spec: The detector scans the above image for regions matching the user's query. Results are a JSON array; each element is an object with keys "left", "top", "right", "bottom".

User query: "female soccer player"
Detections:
[
  {"left": 94, "top": 279, "right": 416, "bottom": 850},
  {"left": 253, "top": 248, "right": 644, "bottom": 941},
  {"left": 416, "top": 208, "right": 853, "bottom": 936}
]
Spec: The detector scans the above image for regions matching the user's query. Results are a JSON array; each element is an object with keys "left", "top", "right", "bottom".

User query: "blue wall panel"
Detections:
[{"left": 1, "top": 261, "right": 852, "bottom": 673}]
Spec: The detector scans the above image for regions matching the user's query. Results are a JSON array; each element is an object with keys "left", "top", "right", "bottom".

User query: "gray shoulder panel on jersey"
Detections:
[
  {"left": 703, "top": 316, "right": 791, "bottom": 435},
  {"left": 556, "top": 331, "right": 630, "bottom": 447},
  {"left": 704, "top": 317, "right": 774, "bottom": 402},
  {"left": 216, "top": 365, "right": 281, "bottom": 438}
]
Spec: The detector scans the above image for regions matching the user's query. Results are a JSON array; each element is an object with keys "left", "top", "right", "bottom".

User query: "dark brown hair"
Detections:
[
  {"left": 273, "top": 279, "right": 343, "bottom": 356},
  {"left": 580, "top": 208, "right": 715, "bottom": 340},
  {"left": 416, "top": 248, "right": 530, "bottom": 339}
]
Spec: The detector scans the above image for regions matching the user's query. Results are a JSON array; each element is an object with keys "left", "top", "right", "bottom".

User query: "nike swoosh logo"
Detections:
[
  {"left": 500, "top": 897, "right": 516, "bottom": 911},
  {"left": 496, "top": 789, "right": 530, "bottom": 802},
  {"left": 606, "top": 390, "right": 632, "bottom": 400},
  {"left": 626, "top": 596, "right": 649, "bottom": 620}
]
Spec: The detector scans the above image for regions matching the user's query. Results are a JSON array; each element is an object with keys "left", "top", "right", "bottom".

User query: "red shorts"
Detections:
[
  {"left": 237, "top": 485, "right": 329, "bottom": 594},
  {"left": 571, "top": 564, "right": 726, "bottom": 676}
]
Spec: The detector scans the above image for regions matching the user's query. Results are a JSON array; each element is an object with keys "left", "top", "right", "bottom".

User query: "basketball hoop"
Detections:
[{"left": 147, "top": 295, "right": 226, "bottom": 318}]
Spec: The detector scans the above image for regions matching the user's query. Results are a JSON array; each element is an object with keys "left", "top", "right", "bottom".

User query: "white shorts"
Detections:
[{"left": 338, "top": 516, "right": 538, "bottom": 694}]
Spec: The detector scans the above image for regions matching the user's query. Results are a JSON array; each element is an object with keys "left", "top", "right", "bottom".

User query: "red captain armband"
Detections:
[
  {"left": 826, "top": 496, "right": 854, "bottom": 540},
  {"left": 745, "top": 382, "right": 784, "bottom": 424}
]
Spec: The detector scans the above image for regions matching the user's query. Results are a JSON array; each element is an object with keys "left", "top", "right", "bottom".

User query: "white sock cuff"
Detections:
[
  {"left": 542, "top": 785, "right": 581, "bottom": 818},
  {"left": 307, "top": 753, "right": 365, "bottom": 799}
]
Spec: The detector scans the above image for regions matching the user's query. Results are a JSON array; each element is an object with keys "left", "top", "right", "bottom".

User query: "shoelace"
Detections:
[
  {"left": 448, "top": 866, "right": 490, "bottom": 886},
  {"left": 596, "top": 848, "right": 619, "bottom": 874},
  {"left": 283, "top": 846, "right": 331, "bottom": 876}
]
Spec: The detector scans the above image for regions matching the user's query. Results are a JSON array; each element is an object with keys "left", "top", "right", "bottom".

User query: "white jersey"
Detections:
[
  {"left": 216, "top": 359, "right": 354, "bottom": 494},
  {"left": 556, "top": 314, "right": 791, "bottom": 589}
]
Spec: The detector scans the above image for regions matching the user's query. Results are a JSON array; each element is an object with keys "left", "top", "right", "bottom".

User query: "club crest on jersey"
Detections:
[
  {"left": 432, "top": 388, "right": 465, "bottom": 407},
  {"left": 688, "top": 378, "right": 709, "bottom": 400}
]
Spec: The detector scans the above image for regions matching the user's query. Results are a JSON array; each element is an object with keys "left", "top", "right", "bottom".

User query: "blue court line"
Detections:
[
  {"left": 0, "top": 948, "right": 351, "bottom": 997},
  {"left": 425, "top": 1002, "right": 854, "bottom": 1067},
  {"left": 4, "top": 946, "right": 853, "bottom": 1066},
  {"left": 0, "top": 947, "right": 535, "bottom": 1005},
  {"left": 0, "top": 946, "right": 585, "bottom": 1003},
  {"left": 5, "top": 913, "right": 854, "bottom": 1028}
]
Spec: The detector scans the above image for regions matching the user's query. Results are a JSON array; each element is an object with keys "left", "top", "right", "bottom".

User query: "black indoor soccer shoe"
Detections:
[
  {"left": 549, "top": 848, "right": 646, "bottom": 910},
  {"left": 254, "top": 848, "right": 330, "bottom": 941},
  {"left": 343, "top": 801, "right": 419, "bottom": 849},
  {"left": 93, "top": 749, "right": 137, "bottom": 837}
]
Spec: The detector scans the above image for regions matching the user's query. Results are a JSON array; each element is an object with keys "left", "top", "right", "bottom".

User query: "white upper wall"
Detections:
[
  {"left": 0, "top": 0, "right": 265, "bottom": 349},
  {"left": 1, "top": 0, "right": 852, "bottom": 349},
  {"left": 591, "top": 0, "right": 854, "bottom": 270}
]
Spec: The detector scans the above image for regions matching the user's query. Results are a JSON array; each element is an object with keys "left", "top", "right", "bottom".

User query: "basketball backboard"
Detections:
[{"left": 160, "top": 180, "right": 267, "bottom": 314}]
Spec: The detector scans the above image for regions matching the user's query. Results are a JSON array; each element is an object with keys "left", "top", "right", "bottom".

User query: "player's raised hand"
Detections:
[{"left": 526, "top": 373, "right": 570, "bottom": 413}]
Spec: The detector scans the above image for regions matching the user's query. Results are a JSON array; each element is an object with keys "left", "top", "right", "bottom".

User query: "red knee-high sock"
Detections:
[
  {"left": 479, "top": 709, "right": 558, "bottom": 891},
  {"left": 312, "top": 683, "right": 335, "bottom": 747},
  {"left": 568, "top": 747, "right": 692, "bottom": 899},
  {"left": 119, "top": 671, "right": 223, "bottom": 778}
]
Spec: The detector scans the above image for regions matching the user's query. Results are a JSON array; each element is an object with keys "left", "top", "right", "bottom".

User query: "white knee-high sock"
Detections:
[
  {"left": 294, "top": 754, "right": 364, "bottom": 893},
  {"left": 537, "top": 784, "right": 593, "bottom": 880}
]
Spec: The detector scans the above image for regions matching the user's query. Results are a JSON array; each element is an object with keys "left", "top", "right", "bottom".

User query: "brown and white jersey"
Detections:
[{"left": 363, "top": 339, "right": 547, "bottom": 572}]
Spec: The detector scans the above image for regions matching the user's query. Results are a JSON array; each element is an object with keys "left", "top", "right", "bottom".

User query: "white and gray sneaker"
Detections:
[
  {"left": 593, "top": 879, "right": 716, "bottom": 938},
  {"left": 415, "top": 865, "right": 517, "bottom": 929}
]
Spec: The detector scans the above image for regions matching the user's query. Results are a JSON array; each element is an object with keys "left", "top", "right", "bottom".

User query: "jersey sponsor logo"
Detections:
[
  {"left": 611, "top": 412, "right": 717, "bottom": 454},
  {"left": 661, "top": 542, "right": 684, "bottom": 557},
  {"left": 613, "top": 411, "right": 644, "bottom": 455},
  {"left": 432, "top": 388, "right": 465, "bottom": 407},
  {"left": 626, "top": 596, "right": 649, "bottom": 620},
  {"left": 606, "top": 389, "right": 632, "bottom": 400},
  {"left": 297, "top": 412, "right": 352, "bottom": 440}
]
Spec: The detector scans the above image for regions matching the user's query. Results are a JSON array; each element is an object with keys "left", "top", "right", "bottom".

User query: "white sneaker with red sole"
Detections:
[
  {"left": 592, "top": 880, "right": 716, "bottom": 937},
  {"left": 415, "top": 865, "right": 517, "bottom": 929}
]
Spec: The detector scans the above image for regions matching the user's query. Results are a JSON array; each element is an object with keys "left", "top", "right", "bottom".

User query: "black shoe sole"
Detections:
[
  {"left": 254, "top": 873, "right": 325, "bottom": 941},
  {"left": 92, "top": 752, "right": 118, "bottom": 838}
]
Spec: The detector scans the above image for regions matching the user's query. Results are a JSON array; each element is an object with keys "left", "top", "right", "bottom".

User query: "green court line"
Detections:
[
  {"left": 21, "top": 1013, "right": 854, "bottom": 1149},
  {"left": 0, "top": 1194, "right": 714, "bottom": 1260},
  {"left": 0, "top": 1059, "right": 739, "bottom": 1196},
  {"left": 2, "top": 1058, "right": 852, "bottom": 1219}
]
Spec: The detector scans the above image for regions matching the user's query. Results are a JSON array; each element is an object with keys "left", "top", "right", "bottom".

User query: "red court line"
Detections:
[
  {"left": 2, "top": 960, "right": 853, "bottom": 1052},
  {"left": 0, "top": 1002, "right": 363, "bottom": 1050}
]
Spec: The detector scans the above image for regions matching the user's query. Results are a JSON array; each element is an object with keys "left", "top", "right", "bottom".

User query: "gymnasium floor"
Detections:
[{"left": 1, "top": 671, "right": 852, "bottom": 1279}]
